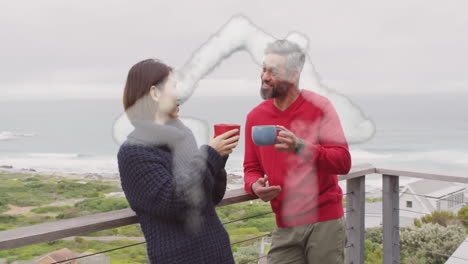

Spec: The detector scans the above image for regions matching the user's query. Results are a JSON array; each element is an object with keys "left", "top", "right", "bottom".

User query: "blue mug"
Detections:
[{"left": 252, "top": 125, "right": 284, "bottom": 146}]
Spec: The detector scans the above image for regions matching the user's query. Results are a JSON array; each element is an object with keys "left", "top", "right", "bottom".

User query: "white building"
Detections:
[
  {"left": 362, "top": 179, "right": 466, "bottom": 228},
  {"left": 399, "top": 179, "right": 465, "bottom": 219}
]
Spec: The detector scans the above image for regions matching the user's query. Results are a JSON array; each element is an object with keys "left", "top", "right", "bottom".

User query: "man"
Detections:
[{"left": 243, "top": 39, "right": 351, "bottom": 264}]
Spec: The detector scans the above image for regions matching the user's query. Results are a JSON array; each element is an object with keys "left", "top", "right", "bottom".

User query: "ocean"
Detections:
[{"left": 1, "top": 93, "right": 467, "bottom": 190}]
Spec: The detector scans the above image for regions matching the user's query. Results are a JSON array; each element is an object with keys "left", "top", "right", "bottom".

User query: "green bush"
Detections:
[
  {"left": 0, "top": 239, "right": 148, "bottom": 263},
  {"left": 242, "top": 203, "right": 271, "bottom": 216},
  {"left": 365, "top": 197, "right": 383, "bottom": 203},
  {"left": 56, "top": 180, "right": 113, "bottom": 199},
  {"left": 216, "top": 210, "right": 227, "bottom": 219},
  {"left": 2, "top": 190, "right": 53, "bottom": 206},
  {"left": 364, "top": 228, "right": 384, "bottom": 264},
  {"left": 365, "top": 227, "right": 382, "bottom": 244},
  {"left": 233, "top": 243, "right": 260, "bottom": 264},
  {"left": 457, "top": 206, "right": 468, "bottom": 227},
  {"left": 401, "top": 250, "right": 427, "bottom": 264},
  {"left": 228, "top": 227, "right": 260, "bottom": 236},
  {"left": 55, "top": 208, "right": 81, "bottom": 219},
  {"left": 31, "top": 205, "right": 72, "bottom": 214},
  {"left": 216, "top": 201, "right": 271, "bottom": 221},
  {"left": 0, "top": 199, "right": 9, "bottom": 213},
  {"left": 420, "top": 211, "right": 459, "bottom": 227},
  {"left": 0, "top": 177, "right": 118, "bottom": 207},
  {"left": 216, "top": 203, "right": 242, "bottom": 218},
  {"left": 414, "top": 218, "right": 422, "bottom": 228},
  {"left": 75, "top": 197, "right": 129, "bottom": 213},
  {"left": 84, "top": 224, "right": 144, "bottom": 237},
  {"left": 400, "top": 223, "right": 465, "bottom": 264},
  {"left": 54, "top": 198, "right": 129, "bottom": 219},
  {"left": 23, "top": 176, "right": 40, "bottom": 182},
  {"left": 364, "top": 239, "right": 383, "bottom": 264},
  {"left": 364, "top": 223, "right": 465, "bottom": 264},
  {"left": 243, "top": 217, "right": 276, "bottom": 232},
  {"left": 0, "top": 214, "right": 20, "bottom": 225},
  {"left": 0, "top": 224, "right": 15, "bottom": 231}
]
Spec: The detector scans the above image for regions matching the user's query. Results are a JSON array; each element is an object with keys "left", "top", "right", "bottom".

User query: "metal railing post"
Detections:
[
  {"left": 346, "top": 175, "right": 366, "bottom": 264},
  {"left": 383, "top": 174, "right": 400, "bottom": 264}
]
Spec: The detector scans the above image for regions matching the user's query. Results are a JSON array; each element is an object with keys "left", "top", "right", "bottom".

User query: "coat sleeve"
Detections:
[
  {"left": 202, "top": 146, "right": 228, "bottom": 206},
  {"left": 211, "top": 165, "right": 228, "bottom": 205}
]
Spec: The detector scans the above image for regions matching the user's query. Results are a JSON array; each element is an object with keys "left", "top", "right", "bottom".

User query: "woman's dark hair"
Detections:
[{"left": 123, "top": 59, "right": 172, "bottom": 111}]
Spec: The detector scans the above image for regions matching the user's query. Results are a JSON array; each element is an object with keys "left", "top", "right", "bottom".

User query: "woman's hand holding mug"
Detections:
[{"left": 209, "top": 129, "right": 240, "bottom": 156}]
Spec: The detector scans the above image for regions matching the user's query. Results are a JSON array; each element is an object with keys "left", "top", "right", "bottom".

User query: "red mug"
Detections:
[{"left": 214, "top": 124, "right": 241, "bottom": 137}]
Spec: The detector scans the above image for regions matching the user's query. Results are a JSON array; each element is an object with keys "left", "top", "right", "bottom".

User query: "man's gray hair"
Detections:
[{"left": 265, "top": 39, "right": 306, "bottom": 76}]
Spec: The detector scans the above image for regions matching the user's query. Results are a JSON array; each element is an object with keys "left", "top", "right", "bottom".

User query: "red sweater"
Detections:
[{"left": 243, "top": 90, "right": 351, "bottom": 227}]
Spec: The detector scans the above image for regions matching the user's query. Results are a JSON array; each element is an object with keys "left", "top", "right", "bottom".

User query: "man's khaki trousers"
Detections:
[{"left": 267, "top": 217, "right": 347, "bottom": 264}]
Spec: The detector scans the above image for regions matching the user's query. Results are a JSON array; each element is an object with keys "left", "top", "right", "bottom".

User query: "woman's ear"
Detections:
[{"left": 150, "top": 86, "right": 161, "bottom": 102}]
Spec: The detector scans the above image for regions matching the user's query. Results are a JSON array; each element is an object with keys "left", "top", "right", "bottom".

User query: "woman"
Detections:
[{"left": 117, "top": 59, "right": 238, "bottom": 263}]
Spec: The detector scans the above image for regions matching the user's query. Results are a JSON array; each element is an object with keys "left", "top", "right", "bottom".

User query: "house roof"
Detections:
[
  {"left": 400, "top": 180, "right": 465, "bottom": 213},
  {"left": 408, "top": 180, "right": 463, "bottom": 195},
  {"left": 427, "top": 186, "right": 465, "bottom": 198},
  {"left": 39, "top": 248, "right": 77, "bottom": 262},
  {"left": 406, "top": 180, "right": 464, "bottom": 197}
]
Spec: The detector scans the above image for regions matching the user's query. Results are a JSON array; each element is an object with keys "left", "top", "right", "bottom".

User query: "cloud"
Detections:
[{"left": 113, "top": 15, "right": 376, "bottom": 144}]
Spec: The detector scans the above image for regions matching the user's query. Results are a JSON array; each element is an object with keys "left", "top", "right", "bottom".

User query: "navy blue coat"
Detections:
[{"left": 117, "top": 120, "right": 234, "bottom": 263}]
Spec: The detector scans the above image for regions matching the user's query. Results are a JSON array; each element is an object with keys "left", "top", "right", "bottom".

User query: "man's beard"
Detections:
[{"left": 260, "top": 81, "right": 290, "bottom": 100}]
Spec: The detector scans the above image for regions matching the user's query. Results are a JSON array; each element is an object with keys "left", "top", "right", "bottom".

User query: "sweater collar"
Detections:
[{"left": 270, "top": 89, "right": 305, "bottom": 114}]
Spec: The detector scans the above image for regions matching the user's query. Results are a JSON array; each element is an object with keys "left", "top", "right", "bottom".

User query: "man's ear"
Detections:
[
  {"left": 289, "top": 71, "right": 300, "bottom": 84},
  {"left": 150, "top": 86, "right": 161, "bottom": 102}
]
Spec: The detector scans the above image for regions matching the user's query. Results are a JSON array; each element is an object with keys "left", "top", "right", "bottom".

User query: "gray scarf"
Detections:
[{"left": 127, "top": 119, "right": 208, "bottom": 230}]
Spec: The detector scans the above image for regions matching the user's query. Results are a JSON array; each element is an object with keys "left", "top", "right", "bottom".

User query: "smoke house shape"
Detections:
[{"left": 113, "top": 15, "right": 375, "bottom": 145}]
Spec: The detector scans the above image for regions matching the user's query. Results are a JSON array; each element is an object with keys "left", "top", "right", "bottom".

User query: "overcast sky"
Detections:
[{"left": 1, "top": 0, "right": 467, "bottom": 100}]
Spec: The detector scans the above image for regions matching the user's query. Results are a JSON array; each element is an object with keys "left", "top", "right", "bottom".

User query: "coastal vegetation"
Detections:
[
  {"left": 0, "top": 172, "right": 273, "bottom": 263},
  {"left": 364, "top": 208, "right": 468, "bottom": 264},
  {"left": 0, "top": 172, "right": 466, "bottom": 263}
]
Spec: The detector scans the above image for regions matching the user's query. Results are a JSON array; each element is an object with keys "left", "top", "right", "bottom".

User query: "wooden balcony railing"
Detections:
[{"left": 0, "top": 164, "right": 467, "bottom": 264}]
